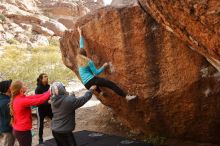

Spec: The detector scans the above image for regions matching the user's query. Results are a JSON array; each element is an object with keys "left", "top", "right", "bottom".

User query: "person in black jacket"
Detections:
[
  {"left": 0, "top": 80, "right": 15, "bottom": 146},
  {"left": 35, "top": 73, "right": 53, "bottom": 144}
]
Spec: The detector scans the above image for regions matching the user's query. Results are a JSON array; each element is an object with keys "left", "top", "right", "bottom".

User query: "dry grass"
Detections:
[{"left": 0, "top": 38, "right": 75, "bottom": 91}]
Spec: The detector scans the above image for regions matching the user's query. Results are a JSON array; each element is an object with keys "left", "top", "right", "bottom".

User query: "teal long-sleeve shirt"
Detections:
[
  {"left": 79, "top": 60, "right": 104, "bottom": 85},
  {"left": 78, "top": 35, "right": 104, "bottom": 84}
]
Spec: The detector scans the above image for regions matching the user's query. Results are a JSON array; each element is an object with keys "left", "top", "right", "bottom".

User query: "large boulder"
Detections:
[
  {"left": 14, "top": 32, "right": 29, "bottom": 43},
  {"left": 82, "top": 0, "right": 104, "bottom": 11},
  {"left": 2, "top": 0, "right": 39, "bottom": 13},
  {"left": 60, "top": 5, "right": 220, "bottom": 145},
  {"left": 41, "top": 19, "right": 66, "bottom": 37},
  {"left": 0, "top": 0, "right": 104, "bottom": 39},
  {"left": 2, "top": 31, "right": 14, "bottom": 40},
  {"left": 32, "top": 24, "right": 55, "bottom": 36},
  {"left": 6, "top": 13, "right": 66, "bottom": 36},
  {"left": 8, "top": 22, "right": 24, "bottom": 33},
  {"left": 36, "top": 0, "right": 104, "bottom": 21},
  {"left": 1, "top": 3, "right": 67, "bottom": 37},
  {"left": 111, "top": 0, "right": 137, "bottom": 6},
  {"left": 138, "top": 0, "right": 220, "bottom": 71},
  {"left": 39, "top": 1, "right": 89, "bottom": 19},
  {"left": 2, "top": 2, "right": 42, "bottom": 24},
  {"left": 30, "top": 34, "right": 49, "bottom": 47},
  {"left": 0, "top": 3, "right": 33, "bottom": 16},
  {"left": 58, "top": 18, "right": 75, "bottom": 29}
]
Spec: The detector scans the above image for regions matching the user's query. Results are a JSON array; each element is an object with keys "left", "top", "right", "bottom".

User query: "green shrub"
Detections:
[
  {"left": 6, "top": 39, "right": 19, "bottom": 44},
  {"left": 48, "top": 37, "right": 60, "bottom": 46},
  {"left": 0, "top": 39, "right": 76, "bottom": 91},
  {"left": 126, "top": 129, "right": 167, "bottom": 145},
  {"left": 143, "top": 134, "right": 166, "bottom": 145}
]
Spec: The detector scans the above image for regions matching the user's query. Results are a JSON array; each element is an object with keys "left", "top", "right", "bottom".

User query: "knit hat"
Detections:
[
  {"left": 51, "top": 82, "right": 68, "bottom": 96},
  {"left": 0, "top": 79, "right": 12, "bottom": 93}
]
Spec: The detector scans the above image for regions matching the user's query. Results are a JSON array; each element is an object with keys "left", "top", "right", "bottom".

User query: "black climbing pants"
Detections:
[{"left": 85, "top": 76, "right": 126, "bottom": 97}]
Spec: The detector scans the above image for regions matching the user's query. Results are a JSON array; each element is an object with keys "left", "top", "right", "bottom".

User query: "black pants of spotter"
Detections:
[
  {"left": 37, "top": 106, "right": 53, "bottom": 142},
  {"left": 52, "top": 131, "right": 77, "bottom": 146}
]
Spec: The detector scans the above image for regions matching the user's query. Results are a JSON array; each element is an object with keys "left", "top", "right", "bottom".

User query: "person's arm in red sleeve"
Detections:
[{"left": 21, "top": 90, "right": 51, "bottom": 107}]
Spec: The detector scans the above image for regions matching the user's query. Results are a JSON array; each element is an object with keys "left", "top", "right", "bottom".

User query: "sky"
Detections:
[
  {"left": 103, "top": 0, "right": 112, "bottom": 5},
  {"left": 94, "top": 0, "right": 112, "bottom": 5}
]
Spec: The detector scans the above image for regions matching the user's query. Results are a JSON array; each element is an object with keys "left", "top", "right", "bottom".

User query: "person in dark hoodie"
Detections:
[
  {"left": 35, "top": 73, "right": 53, "bottom": 144},
  {"left": 0, "top": 80, "right": 15, "bottom": 146},
  {"left": 50, "top": 82, "right": 96, "bottom": 146}
]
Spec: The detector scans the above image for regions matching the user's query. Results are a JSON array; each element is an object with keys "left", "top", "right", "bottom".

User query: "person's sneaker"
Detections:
[{"left": 126, "top": 95, "right": 137, "bottom": 101}]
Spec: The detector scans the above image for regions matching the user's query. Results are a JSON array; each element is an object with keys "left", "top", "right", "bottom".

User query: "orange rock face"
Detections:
[
  {"left": 60, "top": 5, "right": 220, "bottom": 145},
  {"left": 138, "top": 0, "right": 220, "bottom": 70}
]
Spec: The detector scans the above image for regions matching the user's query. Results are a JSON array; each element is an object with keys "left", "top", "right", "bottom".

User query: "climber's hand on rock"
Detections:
[
  {"left": 103, "top": 62, "right": 109, "bottom": 68},
  {"left": 108, "top": 62, "right": 115, "bottom": 73},
  {"left": 77, "top": 26, "right": 82, "bottom": 35},
  {"left": 90, "top": 85, "right": 97, "bottom": 91}
]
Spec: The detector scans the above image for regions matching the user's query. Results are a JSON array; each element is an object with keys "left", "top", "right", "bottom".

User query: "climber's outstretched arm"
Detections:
[
  {"left": 79, "top": 35, "right": 84, "bottom": 49},
  {"left": 78, "top": 27, "right": 84, "bottom": 49}
]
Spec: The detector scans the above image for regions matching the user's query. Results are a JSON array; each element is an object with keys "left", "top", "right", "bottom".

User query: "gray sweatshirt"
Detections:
[{"left": 50, "top": 82, "right": 93, "bottom": 133}]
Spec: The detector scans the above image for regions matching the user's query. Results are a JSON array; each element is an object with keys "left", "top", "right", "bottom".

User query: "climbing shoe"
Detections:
[{"left": 126, "top": 95, "right": 137, "bottom": 101}]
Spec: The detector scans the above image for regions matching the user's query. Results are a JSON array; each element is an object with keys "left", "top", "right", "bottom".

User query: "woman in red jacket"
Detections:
[{"left": 9, "top": 80, "right": 51, "bottom": 146}]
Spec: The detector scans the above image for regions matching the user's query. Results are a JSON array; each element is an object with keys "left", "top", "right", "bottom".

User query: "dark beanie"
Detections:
[{"left": 0, "top": 79, "right": 12, "bottom": 93}]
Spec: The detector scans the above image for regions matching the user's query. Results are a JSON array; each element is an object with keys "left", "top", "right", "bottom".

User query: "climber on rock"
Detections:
[{"left": 76, "top": 27, "right": 136, "bottom": 101}]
